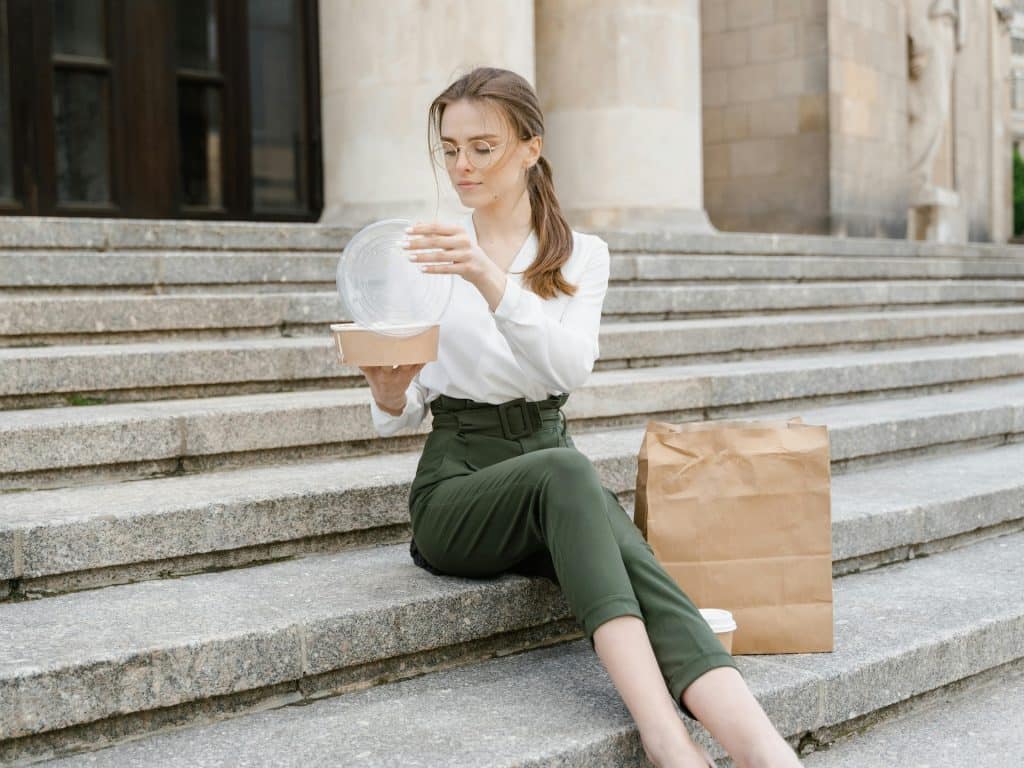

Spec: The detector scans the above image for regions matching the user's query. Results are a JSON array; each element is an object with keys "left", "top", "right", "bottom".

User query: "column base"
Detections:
[
  {"left": 562, "top": 206, "right": 716, "bottom": 234},
  {"left": 319, "top": 200, "right": 463, "bottom": 228},
  {"left": 906, "top": 188, "right": 967, "bottom": 243}
]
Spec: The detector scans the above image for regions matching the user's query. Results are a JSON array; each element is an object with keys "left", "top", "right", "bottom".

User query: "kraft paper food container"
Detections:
[
  {"left": 699, "top": 609, "right": 738, "bottom": 654},
  {"left": 329, "top": 322, "right": 439, "bottom": 366}
]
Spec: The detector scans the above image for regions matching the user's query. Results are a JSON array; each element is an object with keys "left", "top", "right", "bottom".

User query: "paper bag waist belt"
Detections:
[{"left": 429, "top": 392, "right": 569, "bottom": 441}]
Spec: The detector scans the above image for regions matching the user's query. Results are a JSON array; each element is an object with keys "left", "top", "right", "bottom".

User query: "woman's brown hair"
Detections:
[{"left": 426, "top": 66, "right": 577, "bottom": 300}]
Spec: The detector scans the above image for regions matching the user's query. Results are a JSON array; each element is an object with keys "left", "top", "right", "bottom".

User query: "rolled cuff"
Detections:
[
  {"left": 369, "top": 392, "right": 412, "bottom": 436},
  {"left": 491, "top": 275, "right": 523, "bottom": 320},
  {"left": 668, "top": 652, "right": 742, "bottom": 721},
  {"left": 581, "top": 594, "right": 645, "bottom": 648}
]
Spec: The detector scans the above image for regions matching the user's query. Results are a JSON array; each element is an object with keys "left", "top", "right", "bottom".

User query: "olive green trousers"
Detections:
[{"left": 407, "top": 393, "right": 740, "bottom": 718}]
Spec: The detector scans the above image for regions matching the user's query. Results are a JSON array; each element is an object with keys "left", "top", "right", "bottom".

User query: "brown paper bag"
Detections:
[{"left": 634, "top": 417, "right": 833, "bottom": 654}]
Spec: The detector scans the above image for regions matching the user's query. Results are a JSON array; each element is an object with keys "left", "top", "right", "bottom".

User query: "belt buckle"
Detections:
[{"left": 497, "top": 397, "right": 542, "bottom": 440}]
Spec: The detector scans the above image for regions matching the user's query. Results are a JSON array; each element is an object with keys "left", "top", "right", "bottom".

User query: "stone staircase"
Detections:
[{"left": 1, "top": 217, "right": 1023, "bottom": 765}]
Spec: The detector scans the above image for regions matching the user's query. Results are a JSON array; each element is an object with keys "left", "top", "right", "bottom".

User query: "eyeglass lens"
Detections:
[{"left": 434, "top": 140, "right": 495, "bottom": 169}]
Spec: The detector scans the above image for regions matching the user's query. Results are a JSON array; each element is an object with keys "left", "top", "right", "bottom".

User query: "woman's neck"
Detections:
[{"left": 472, "top": 197, "right": 533, "bottom": 245}]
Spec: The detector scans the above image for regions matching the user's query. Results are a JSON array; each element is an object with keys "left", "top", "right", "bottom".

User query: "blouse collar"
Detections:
[{"left": 464, "top": 210, "right": 538, "bottom": 274}]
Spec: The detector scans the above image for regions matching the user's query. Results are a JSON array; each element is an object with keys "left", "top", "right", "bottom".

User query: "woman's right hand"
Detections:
[{"left": 358, "top": 363, "right": 426, "bottom": 416}]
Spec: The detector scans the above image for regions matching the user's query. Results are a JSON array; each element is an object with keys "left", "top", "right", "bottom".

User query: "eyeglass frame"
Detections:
[{"left": 431, "top": 138, "right": 512, "bottom": 170}]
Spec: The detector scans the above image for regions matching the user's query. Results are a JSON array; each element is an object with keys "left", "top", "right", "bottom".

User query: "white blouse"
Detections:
[{"left": 369, "top": 210, "right": 611, "bottom": 437}]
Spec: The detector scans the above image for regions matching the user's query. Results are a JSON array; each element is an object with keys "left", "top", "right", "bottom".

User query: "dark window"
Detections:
[
  {"left": 177, "top": 0, "right": 218, "bottom": 70},
  {"left": 176, "top": 0, "right": 224, "bottom": 211},
  {"left": 0, "top": 0, "right": 12, "bottom": 201},
  {"left": 53, "top": 0, "right": 104, "bottom": 57},
  {"left": 52, "top": 0, "right": 113, "bottom": 205},
  {"left": 53, "top": 70, "right": 111, "bottom": 203},
  {"left": 178, "top": 83, "right": 224, "bottom": 208},
  {"left": 249, "top": 0, "right": 308, "bottom": 213},
  {"left": 2, "top": 0, "right": 321, "bottom": 220}
]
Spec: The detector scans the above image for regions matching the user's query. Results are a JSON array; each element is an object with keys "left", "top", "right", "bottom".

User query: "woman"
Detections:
[{"left": 359, "top": 67, "right": 801, "bottom": 768}]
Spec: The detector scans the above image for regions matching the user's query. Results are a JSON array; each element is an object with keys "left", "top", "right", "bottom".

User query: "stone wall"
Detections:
[
  {"left": 701, "top": 0, "right": 831, "bottom": 234},
  {"left": 703, "top": 0, "right": 1013, "bottom": 241},
  {"left": 955, "top": 0, "right": 1001, "bottom": 241},
  {"left": 827, "top": 0, "right": 907, "bottom": 237},
  {"left": 316, "top": 0, "right": 1011, "bottom": 241}
]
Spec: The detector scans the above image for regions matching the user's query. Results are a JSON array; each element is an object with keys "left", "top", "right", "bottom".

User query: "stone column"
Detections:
[
  {"left": 317, "top": 1, "right": 534, "bottom": 226},
  {"left": 991, "top": 3, "right": 1014, "bottom": 243},
  {"left": 535, "top": 0, "right": 713, "bottom": 232}
]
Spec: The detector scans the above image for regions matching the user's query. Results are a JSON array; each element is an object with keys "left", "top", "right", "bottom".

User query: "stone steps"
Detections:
[
  {"left": 4, "top": 307, "right": 1024, "bottom": 408},
  {"left": 0, "top": 251, "right": 338, "bottom": 294},
  {"left": 801, "top": 658, "right": 1024, "bottom": 766},
  {"left": 4, "top": 218, "right": 1023, "bottom": 764},
  {"left": 6, "top": 526, "right": 1023, "bottom": 766},
  {"left": 4, "top": 281, "right": 1024, "bottom": 345},
  {"left": 6, "top": 251, "right": 1024, "bottom": 295},
  {"left": 4, "top": 382, "right": 1024, "bottom": 598},
  {"left": 4, "top": 213, "right": 1024, "bottom": 258},
  {"left": 5, "top": 340, "right": 1024, "bottom": 489}
]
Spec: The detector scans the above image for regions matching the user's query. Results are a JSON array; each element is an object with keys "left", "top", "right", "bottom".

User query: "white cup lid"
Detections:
[{"left": 699, "top": 608, "right": 737, "bottom": 633}]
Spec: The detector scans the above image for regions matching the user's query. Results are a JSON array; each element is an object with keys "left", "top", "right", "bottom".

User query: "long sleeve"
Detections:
[
  {"left": 490, "top": 236, "right": 610, "bottom": 393},
  {"left": 368, "top": 373, "right": 430, "bottom": 437}
]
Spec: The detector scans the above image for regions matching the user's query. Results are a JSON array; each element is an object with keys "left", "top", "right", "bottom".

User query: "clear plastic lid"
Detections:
[{"left": 336, "top": 218, "right": 454, "bottom": 338}]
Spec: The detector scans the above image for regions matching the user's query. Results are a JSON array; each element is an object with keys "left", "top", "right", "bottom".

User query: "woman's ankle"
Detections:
[
  {"left": 642, "top": 726, "right": 712, "bottom": 768},
  {"left": 734, "top": 735, "right": 801, "bottom": 768}
]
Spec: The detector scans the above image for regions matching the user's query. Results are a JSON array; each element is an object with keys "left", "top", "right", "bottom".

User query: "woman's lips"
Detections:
[{"left": 458, "top": 182, "right": 479, "bottom": 188}]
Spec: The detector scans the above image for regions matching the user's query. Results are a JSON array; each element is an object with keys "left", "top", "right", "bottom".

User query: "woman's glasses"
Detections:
[{"left": 431, "top": 139, "right": 507, "bottom": 170}]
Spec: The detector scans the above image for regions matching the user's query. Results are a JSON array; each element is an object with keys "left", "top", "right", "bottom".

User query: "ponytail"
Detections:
[{"left": 522, "top": 154, "right": 577, "bottom": 299}]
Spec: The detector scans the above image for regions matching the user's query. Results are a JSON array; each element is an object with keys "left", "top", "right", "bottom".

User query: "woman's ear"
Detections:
[
  {"left": 524, "top": 145, "right": 540, "bottom": 173},
  {"left": 531, "top": 136, "right": 542, "bottom": 164}
]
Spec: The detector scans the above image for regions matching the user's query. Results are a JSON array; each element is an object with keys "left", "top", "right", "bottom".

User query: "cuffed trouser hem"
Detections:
[
  {"left": 668, "top": 651, "right": 742, "bottom": 720},
  {"left": 581, "top": 595, "right": 645, "bottom": 648}
]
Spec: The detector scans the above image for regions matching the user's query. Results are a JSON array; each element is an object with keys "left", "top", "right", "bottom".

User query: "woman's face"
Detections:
[{"left": 438, "top": 99, "right": 540, "bottom": 206}]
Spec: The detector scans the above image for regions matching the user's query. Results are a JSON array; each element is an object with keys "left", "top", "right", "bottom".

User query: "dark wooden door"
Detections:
[{"left": 0, "top": 0, "right": 321, "bottom": 220}]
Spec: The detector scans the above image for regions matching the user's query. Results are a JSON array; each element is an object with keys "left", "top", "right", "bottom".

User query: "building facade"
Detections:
[
  {"left": 0, "top": 0, "right": 321, "bottom": 221},
  {"left": 0, "top": 0, "right": 1016, "bottom": 242}
]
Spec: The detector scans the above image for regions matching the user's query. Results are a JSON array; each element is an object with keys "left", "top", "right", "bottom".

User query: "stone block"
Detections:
[
  {"left": 774, "top": 534, "right": 1024, "bottom": 730},
  {"left": 831, "top": 442, "right": 1024, "bottom": 563},
  {"left": 729, "top": 138, "right": 783, "bottom": 176},
  {"left": 752, "top": 97, "right": 801, "bottom": 137},
  {"left": 8, "top": 339, "right": 1024, "bottom": 485},
  {"left": 842, "top": 60, "right": 879, "bottom": 103},
  {"left": 729, "top": 63, "right": 778, "bottom": 101},
  {"left": 722, "top": 103, "right": 752, "bottom": 140},
  {"left": 750, "top": 21, "right": 797, "bottom": 63},
  {"left": 3, "top": 531, "right": 1021, "bottom": 763},
  {"left": 0, "top": 545, "right": 572, "bottom": 742},
  {"left": 704, "top": 143, "right": 731, "bottom": 179},
  {"left": 700, "top": 107, "right": 724, "bottom": 143},
  {"left": 799, "top": 92, "right": 829, "bottom": 132},
  {"left": 797, "top": 17, "right": 828, "bottom": 55},
  {"left": 802, "top": 664, "right": 1024, "bottom": 766},
  {"left": 775, "top": 0, "right": 803, "bottom": 21},
  {"left": 703, "top": 68, "right": 730, "bottom": 107},
  {"left": 727, "top": 0, "right": 775, "bottom": 29},
  {"left": 702, "top": 0, "right": 728, "bottom": 33}
]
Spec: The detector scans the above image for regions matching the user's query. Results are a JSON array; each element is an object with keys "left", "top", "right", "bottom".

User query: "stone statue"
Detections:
[{"left": 906, "top": 0, "right": 966, "bottom": 239}]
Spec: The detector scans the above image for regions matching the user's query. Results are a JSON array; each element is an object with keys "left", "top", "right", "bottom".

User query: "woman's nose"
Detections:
[{"left": 455, "top": 149, "right": 473, "bottom": 173}]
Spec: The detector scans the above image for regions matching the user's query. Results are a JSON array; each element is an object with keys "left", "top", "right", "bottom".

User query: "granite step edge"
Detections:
[
  {"left": 5, "top": 342, "right": 1024, "bottom": 484},
  {"left": 8, "top": 530, "right": 1024, "bottom": 766}
]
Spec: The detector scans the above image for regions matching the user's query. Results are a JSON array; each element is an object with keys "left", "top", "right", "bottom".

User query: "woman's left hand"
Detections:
[{"left": 401, "top": 221, "right": 507, "bottom": 310}]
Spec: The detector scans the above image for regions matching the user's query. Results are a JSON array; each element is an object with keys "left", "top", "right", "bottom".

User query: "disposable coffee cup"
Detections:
[
  {"left": 699, "top": 608, "right": 737, "bottom": 653},
  {"left": 330, "top": 322, "right": 439, "bottom": 367}
]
